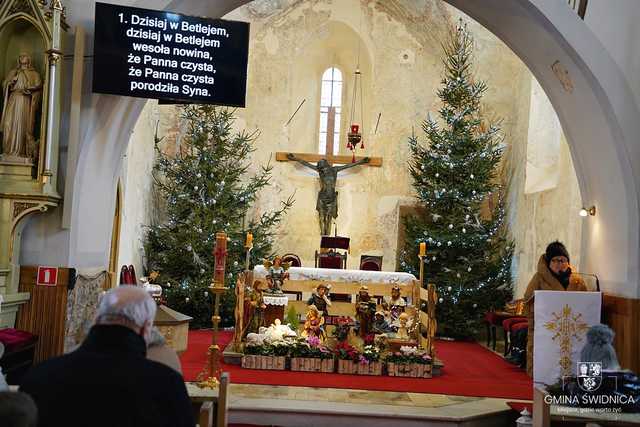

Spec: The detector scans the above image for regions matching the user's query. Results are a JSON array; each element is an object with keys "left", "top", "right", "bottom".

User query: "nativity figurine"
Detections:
[
  {"left": 355, "top": 285, "right": 376, "bottom": 339},
  {"left": 302, "top": 304, "right": 325, "bottom": 341},
  {"left": 242, "top": 280, "right": 267, "bottom": 337},
  {"left": 383, "top": 285, "right": 407, "bottom": 330},
  {"left": 307, "top": 283, "right": 332, "bottom": 315},
  {"left": 264, "top": 256, "right": 290, "bottom": 294}
]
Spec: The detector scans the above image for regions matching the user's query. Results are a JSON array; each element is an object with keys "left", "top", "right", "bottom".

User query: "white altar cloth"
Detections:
[{"left": 253, "top": 265, "right": 417, "bottom": 284}]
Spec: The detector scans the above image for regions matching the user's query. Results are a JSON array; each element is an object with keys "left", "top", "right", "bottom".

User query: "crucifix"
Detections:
[{"left": 277, "top": 125, "right": 381, "bottom": 236}]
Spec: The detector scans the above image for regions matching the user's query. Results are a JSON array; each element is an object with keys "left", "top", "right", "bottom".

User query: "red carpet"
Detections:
[{"left": 180, "top": 330, "right": 532, "bottom": 400}]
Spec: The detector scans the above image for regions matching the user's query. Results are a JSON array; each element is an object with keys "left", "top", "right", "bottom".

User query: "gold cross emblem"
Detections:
[{"left": 544, "top": 304, "right": 589, "bottom": 376}]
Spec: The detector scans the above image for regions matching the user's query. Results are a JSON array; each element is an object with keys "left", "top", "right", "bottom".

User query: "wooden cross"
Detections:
[{"left": 277, "top": 105, "right": 382, "bottom": 166}]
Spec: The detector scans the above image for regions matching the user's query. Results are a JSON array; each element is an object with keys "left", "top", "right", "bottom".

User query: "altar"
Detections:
[{"left": 253, "top": 265, "right": 420, "bottom": 319}]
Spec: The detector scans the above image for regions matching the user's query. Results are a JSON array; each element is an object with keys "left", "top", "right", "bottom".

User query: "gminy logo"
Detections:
[{"left": 577, "top": 361, "right": 602, "bottom": 392}]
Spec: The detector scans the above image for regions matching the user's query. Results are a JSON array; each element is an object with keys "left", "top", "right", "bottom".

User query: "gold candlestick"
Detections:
[{"left": 198, "top": 232, "right": 229, "bottom": 389}]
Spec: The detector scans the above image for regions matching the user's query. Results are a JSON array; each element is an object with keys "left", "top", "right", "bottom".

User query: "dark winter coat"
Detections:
[
  {"left": 524, "top": 254, "right": 587, "bottom": 376},
  {"left": 20, "top": 325, "right": 195, "bottom": 427}
]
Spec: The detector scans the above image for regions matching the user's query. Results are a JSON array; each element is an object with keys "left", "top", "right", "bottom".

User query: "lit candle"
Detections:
[
  {"left": 419, "top": 242, "right": 426, "bottom": 257},
  {"left": 245, "top": 232, "right": 253, "bottom": 248}
]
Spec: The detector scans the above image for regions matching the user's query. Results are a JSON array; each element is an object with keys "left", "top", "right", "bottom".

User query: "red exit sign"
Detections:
[{"left": 37, "top": 266, "right": 58, "bottom": 286}]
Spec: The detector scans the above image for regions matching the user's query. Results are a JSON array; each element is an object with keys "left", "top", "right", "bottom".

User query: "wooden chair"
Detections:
[
  {"left": 282, "top": 253, "right": 301, "bottom": 267},
  {"left": 196, "top": 372, "right": 229, "bottom": 427},
  {"left": 359, "top": 255, "right": 382, "bottom": 271}
]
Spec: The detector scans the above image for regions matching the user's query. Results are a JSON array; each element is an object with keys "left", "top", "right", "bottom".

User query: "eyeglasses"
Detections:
[{"left": 550, "top": 258, "right": 569, "bottom": 264}]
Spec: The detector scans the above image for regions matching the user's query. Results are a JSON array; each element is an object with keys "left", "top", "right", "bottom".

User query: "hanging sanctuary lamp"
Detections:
[{"left": 347, "top": 66, "right": 364, "bottom": 163}]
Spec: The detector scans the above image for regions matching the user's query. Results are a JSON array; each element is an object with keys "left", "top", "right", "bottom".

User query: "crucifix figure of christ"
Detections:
[{"left": 286, "top": 153, "right": 370, "bottom": 236}]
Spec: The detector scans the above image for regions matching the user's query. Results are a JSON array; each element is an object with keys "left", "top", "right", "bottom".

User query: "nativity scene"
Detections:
[{"left": 2, "top": 0, "right": 639, "bottom": 426}]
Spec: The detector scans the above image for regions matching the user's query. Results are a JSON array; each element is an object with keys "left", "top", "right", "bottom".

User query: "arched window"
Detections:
[{"left": 319, "top": 67, "right": 342, "bottom": 155}]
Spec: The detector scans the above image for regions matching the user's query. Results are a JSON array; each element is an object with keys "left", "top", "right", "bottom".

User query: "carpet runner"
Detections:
[{"left": 180, "top": 330, "right": 532, "bottom": 400}]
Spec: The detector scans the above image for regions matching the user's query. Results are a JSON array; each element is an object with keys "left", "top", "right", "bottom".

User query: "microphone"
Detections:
[{"left": 572, "top": 271, "right": 600, "bottom": 292}]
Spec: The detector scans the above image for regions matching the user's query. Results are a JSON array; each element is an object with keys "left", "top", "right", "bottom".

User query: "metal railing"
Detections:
[{"left": 568, "top": 0, "right": 588, "bottom": 19}]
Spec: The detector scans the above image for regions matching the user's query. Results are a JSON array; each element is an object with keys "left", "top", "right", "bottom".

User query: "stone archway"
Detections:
[{"left": 64, "top": 0, "right": 638, "bottom": 301}]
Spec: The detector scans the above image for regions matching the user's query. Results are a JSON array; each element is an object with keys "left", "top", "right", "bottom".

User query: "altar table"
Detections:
[{"left": 253, "top": 265, "right": 419, "bottom": 317}]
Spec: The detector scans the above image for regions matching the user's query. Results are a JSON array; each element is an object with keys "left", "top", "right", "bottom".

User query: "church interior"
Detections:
[{"left": 0, "top": 0, "right": 639, "bottom": 426}]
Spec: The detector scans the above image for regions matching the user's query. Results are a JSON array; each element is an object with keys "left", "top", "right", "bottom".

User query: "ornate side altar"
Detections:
[{"left": 0, "top": 0, "right": 67, "bottom": 327}]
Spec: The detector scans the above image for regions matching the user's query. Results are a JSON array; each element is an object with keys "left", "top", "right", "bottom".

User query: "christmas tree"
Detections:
[
  {"left": 400, "top": 22, "right": 513, "bottom": 338},
  {"left": 145, "top": 105, "right": 293, "bottom": 328}
]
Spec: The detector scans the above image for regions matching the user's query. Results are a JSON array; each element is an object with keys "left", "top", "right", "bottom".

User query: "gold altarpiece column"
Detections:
[{"left": 0, "top": 0, "right": 67, "bottom": 327}]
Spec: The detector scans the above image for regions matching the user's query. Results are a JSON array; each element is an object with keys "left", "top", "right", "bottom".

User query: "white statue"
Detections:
[{"left": 1, "top": 53, "right": 42, "bottom": 160}]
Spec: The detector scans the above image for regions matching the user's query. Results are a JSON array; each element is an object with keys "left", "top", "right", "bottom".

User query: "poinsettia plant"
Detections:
[
  {"left": 289, "top": 336, "right": 333, "bottom": 359},
  {"left": 334, "top": 341, "right": 361, "bottom": 362},
  {"left": 385, "top": 346, "right": 432, "bottom": 365}
]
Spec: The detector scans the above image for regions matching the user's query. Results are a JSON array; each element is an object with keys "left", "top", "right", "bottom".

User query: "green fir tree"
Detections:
[
  {"left": 400, "top": 22, "right": 513, "bottom": 338},
  {"left": 145, "top": 105, "right": 293, "bottom": 328}
]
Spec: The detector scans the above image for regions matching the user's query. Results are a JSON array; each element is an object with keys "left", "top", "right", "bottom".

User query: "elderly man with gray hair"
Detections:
[{"left": 20, "top": 286, "right": 195, "bottom": 427}]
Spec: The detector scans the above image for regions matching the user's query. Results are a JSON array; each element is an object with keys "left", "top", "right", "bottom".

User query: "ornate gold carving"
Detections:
[
  {"left": 9, "top": 0, "right": 34, "bottom": 16},
  {"left": 544, "top": 304, "right": 589, "bottom": 377},
  {"left": 46, "top": 50, "right": 62, "bottom": 65},
  {"left": 12, "top": 202, "right": 38, "bottom": 220}
]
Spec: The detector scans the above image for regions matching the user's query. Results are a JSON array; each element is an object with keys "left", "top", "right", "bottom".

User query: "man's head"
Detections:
[
  {"left": 273, "top": 256, "right": 282, "bottom": 267},
  {"left": 545, "top": 241, "right": 570, "bottom": 274},
  {"left": 317, "top": 283, "right": 329, "bottom": 296},
  {"left": 391, "top": 285, "right": 401, "bottom": 299},
  {"left": 0, "top": 391, "right": 37, "bottom": 427},
  {"left": 95, "top": 286, "right": 157, "bottom": 344},
  {"left": 317, "top": 159, "right": 330, "bottom": 170}
]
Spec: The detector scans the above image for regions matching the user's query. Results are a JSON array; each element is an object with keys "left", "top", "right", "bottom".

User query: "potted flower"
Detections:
[
  {"left": 385, "top": 346, "right": 432, "bottom": 378},
  {"left": 242, "top": 341, "right": 289, "bottom": 370},
  {"left": 289, "top": 336, "right": 334, "bottom": 373},
  {"left": 335, "top": 342, "right": 383, "bottom": 375}
]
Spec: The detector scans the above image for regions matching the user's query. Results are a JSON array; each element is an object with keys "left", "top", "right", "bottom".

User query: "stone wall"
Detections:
[{"left": 118, "top": 0, "right": 582, "bottom": 296}]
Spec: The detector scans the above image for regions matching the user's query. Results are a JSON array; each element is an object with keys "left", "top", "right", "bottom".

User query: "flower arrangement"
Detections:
[
  {"left": 332, "top": 317, "right": 354, "bottom": 342},
  {"left": 361, "top": 345, "right": 381, "bottom": 364},
  {"left": 244, "top": 340, "right": 291, "bottom": 357},
  {"left": 385, "top": 346, "right": 432, "bottom": 365},
  {"left": 334, "top": 341, "right": 361, "bottom": 362},
  {"left": 289, "top": 336, "right": 333, "bottom": 359}
]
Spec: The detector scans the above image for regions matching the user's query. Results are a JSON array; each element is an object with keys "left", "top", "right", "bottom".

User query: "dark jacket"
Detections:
[{"left": 20, "top": 325, "right": 195, "bottom": 427}]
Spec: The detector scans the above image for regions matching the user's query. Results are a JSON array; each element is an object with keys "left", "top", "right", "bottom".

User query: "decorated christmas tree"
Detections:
[
  {"left": 400, "top": 22, "right": 513, "bottom": 338},
  {"left": 145, "top": 105, "right": 293, "bottom": 328}
]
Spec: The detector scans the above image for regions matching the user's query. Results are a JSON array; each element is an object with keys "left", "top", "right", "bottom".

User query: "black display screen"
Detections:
[{"left": 92, "top": 2, "right": 249, "bottom": 106}]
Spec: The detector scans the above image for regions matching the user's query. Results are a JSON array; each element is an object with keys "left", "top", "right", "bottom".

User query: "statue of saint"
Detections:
[
  {"left": 1, "top": 53, "right": 42, "bottom": 160},
  {"left": 286, "top": 153, "right": 370, "bottom": 235}
]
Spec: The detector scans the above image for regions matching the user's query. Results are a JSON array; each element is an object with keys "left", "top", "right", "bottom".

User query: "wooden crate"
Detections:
[
  {"left": 290, "top": 357, "right": 334, "bottom": 373},
  {"left": 387, "top": 362, "right": 432, "bottom": 378},
  {"left": 337, "top": 359, "right": 382, "bottom": 375},
  {"left": 241, "top": 355, "right": 286, "bottom": 370}
]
